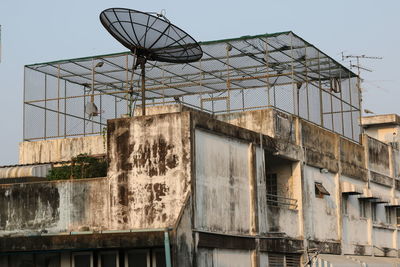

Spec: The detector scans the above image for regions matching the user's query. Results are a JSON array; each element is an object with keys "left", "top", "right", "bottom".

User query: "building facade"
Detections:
[{"left": 1, "top": 32, "right": 399, "bottom": 266}]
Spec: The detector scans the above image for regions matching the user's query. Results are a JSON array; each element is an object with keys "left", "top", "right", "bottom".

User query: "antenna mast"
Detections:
[
  {"left": 341, "top": 53, "right": 382, "bottom": 79},
  {"left": 341, "top": 53, "right": 382, "bottom": 115}
]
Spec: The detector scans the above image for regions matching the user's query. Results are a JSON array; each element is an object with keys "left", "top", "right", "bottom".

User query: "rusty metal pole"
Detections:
[{"left": 141, "top": 61, "right": 146, "bottom": 116}]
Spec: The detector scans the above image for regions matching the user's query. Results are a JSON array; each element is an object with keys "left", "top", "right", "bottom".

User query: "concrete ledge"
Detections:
[
  {"left": 0, "top": 231, "right": 165, "bottom": 252},
  {"left": 259, "top": 237, "right": 303, "bottom": 253},
  {"left": 197, "top": 232, "right": 255, "bottom": 250},
  {"left": 308, "top": 240, "right": 341, "bottom": 254},
  {"left": 370, "top": 171, "right": 393, "bottom": 188},
  {"left": 362, "top": 114, "right": 400, "bottom": 127}
]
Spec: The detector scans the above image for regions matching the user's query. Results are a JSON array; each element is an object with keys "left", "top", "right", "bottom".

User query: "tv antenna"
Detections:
[
  {"left": 341, "top": 53, "right": 382, "bottom": 79},
  {"left": 100, "top": 8, "right": 203, "bottom": 116}
]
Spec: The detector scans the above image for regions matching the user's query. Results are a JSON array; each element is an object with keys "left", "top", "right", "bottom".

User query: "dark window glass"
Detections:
[
  {"left": 397, "top": 208, "right": 400, "bottom": 225},
  {"left": 9, "top": 254, "right": 34, "bottom": 267},
  {"left": 127, "top": 251, "right": 148, "bottom": 267},
  {"left": 154, "top": 250, "right": 166, "bottom": 267},
  {"left": 267, "top": 173, "right": 278, "bottom": 206},
  {"left": 74, "top": 254, "right": 91, "bottom": 267},
  {"left": 100, "top": 253, "right": 116, "bottom": 267},
  {"left": 371, "top": 203, "right": 377, "bottom": 222},
  {"left": 36, "top": 253, "right": 60, "bottom": 267}
]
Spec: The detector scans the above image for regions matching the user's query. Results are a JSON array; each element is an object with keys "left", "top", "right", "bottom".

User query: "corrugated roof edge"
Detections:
[{"left": 24, "top": 30, "right": 358, "bottom": 77}]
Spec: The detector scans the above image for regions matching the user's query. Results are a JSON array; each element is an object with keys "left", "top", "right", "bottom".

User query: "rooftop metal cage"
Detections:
[{"left": 23, "top": 31, "right": 360, "bottom": 142}]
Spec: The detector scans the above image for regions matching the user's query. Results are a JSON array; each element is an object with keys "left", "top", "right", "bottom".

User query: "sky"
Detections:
[{"left": 0, "top": 0, "right": 399, "bottom": 165}]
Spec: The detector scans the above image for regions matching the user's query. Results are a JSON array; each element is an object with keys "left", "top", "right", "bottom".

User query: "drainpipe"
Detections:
[{"left": 164, "top": 229, "right": 172, "bottom": 267}]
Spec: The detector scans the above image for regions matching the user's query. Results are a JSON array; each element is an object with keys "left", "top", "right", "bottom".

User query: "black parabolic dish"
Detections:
[{"left": 100, "top": 8, "right": 203, "bottom": 64}]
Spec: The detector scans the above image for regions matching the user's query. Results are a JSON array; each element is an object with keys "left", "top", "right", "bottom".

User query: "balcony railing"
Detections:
[{"left": 267, "top": 193, "right": 298, "bottom": 210}]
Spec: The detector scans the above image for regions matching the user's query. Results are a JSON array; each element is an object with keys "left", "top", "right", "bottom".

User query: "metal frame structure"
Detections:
[{"left": 23, "top": 31, "right": 360, "bottom": 142}]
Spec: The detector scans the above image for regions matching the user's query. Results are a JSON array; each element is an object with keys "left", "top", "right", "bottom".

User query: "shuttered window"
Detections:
[
  {"left": 268, "top": 253, "right": 301, "bottom": 267},
  {"left": 268, "top": 253, "right": 284, "bottom": 267},
  {"left": 286, "top": 254, "right": 301, "bottom": 267}
]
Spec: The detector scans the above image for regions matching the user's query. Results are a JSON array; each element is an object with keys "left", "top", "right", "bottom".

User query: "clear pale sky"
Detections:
[{"left": 0, "top": 0, "right": 399, "bottom": 165}]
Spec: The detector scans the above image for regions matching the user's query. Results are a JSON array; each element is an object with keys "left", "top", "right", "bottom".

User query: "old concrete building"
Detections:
[{"left": 1, "top": 31, "right": 400, "bottom": 266}]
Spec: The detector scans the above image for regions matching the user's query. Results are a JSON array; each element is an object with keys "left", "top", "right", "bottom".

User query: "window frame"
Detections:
[
  {"left": 386, "top": 206, "right": 394, "bottom": 225},
  {"left": 125, "top": 249, "right": 151, "bottom": 267},
  {"left": 152, "top": 249, "right": 167, "bottom": 267},
  {"left": 397, "top": 208, "right": 400, "bottom": 226},
  {"left": 342, "top": 195, "right": 348, "bottom": 215},
  {"left": 359, "top": 199, "right": 367, "bottom": 219},
  {"left": 72, "top": 252, "right": 93, "bottom": 267},
  {"left": 371, "top": 202, "right": 377, "bottom": 222},
  {"left": 266, "top": 173, "right": 278, "bottom": 206},
  {"left": 98, "top": 250, "right": 119, "bottom": 267}
]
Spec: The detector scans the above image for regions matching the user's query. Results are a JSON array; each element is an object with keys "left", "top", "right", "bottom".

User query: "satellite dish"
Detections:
[{"left": 100, "top": 8, "right": 203, "bottom": 115}]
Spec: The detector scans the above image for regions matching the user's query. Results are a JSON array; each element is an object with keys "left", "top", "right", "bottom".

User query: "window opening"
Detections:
[
  {"left": 99, "top": 251, "right": 118, "bottom": 267},
  {"left": 342, "top": 195, "right": 348, "bottom": 215},
  {"left": 125, "top": 249, "right": 150, "bottom": 267},
  {"left": 386, "top": 207, "right": 394, "bottom": 224},
  {"left": 371, "top": 203, "right": 377, "bottom": 222},
  {"left": 73, "top": 252, "right": 93, "bottom": 267},
  {"left": 267, "top": 173, "right": 278, "bottom": 206}
]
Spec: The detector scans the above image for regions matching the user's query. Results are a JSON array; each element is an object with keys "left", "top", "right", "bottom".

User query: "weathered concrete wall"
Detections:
[
  {"left": 256, "top": 147, "right": 268, "bottom": 235},
  {"left": 0, "top": 178, "right": 109, "bottom": 235},
  {"left": 175, "top": 196, "right": 194, "bottom": 267},
  {"left": 1, "top": 111, "right": 193, "bottom": 237},
  {"left": 340, "top": 138, "right": 367, "bottom": 181},
  {"left": 216, "top": 108, "right": 275, "bottom": 137},
  {"left": 194, "top": 129, "right": 251, "bottom": 234},
  {"left": 373, "top": 227, "right": 396, "bottom": 256},
  {"left": 197, "top": 248, "right": 252, "bottom": 267},
  {"left": 366, "top": 136, "right": 390, "bottom": 176},
  {"left": 107, "top": 113, "right": 191, "bottom": 229},
  {"left": 265, "top": 155, "right": 301, "bottom": 238},
  {"left": 364, "top": 126, "right": 399, "bottom": 144},
  {"left": 302, "top": 121, "right": 339, "bottom": 173},
  {"left": 303, "top": 165, "right": 339, "bottom": 242},
  {"left": 341, "top": 187, "right": 370, "bottom": 255},
  {"left": 393, "top": 149, "right": 400, "bottom": 178},
  {"left": 19, "top": 135, "right": 105, "bottom": 164},
  {"left": 267, "top": 206, "right": 299, "bottom": 237}
]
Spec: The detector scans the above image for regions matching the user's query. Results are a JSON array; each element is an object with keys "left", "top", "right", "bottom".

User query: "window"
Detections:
[
  {"left": 9, "top": 254, "right": 34, "bottom": 267},
  {"left": 8, "top": 253, "right": 60, "bottom": 267},
  {"left": 342, "top": 195, "right": 348, "bottom": 215},
  {"left": 125, "top": 249, "right": 165, "bottom": 267},
  {"left": 359, "top": 200, "right": 367, "bottom": 218},
  {"left": 152, "top": 250, "right": 166, "bottom": 267},
  {"left": 267, "top": 173, "right": 278, "bottom": 206},
  {"left": 125, "top": 250, "right": 150, "bottom": 267},
  {"left": 99, "top": 251, "right": 118, "bottom": 267},
  {"left": 73, "top": 252, "right": 93, "bottom": 267},
  {"left": 36, "top": 253, "right": 60, "bottom": 267},
  {"left": 268, "top": 253, "right": 301, "bottom": 267},
  {"left": 386, "top": 207, "right": 394, "bottom": 224},
  {"left": 315, "top": 182, "right": 330, "bottom": 198},
  {"left": 371, "top": 203, "right": 377, "bottom": 222},
  {"left": 397, "top": 208, "right": 400, "bottom": 226}
]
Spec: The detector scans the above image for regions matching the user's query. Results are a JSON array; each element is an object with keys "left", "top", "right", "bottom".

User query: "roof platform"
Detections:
[{"left": 23, "top": 31, "right": 361, "bottom": 142}]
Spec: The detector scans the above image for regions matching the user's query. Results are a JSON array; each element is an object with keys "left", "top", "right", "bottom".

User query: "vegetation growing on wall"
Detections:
[{"left": 47, "top": 154, "right": 107, "bottom": 180}]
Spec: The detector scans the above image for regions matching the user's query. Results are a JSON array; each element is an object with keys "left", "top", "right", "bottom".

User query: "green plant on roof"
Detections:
[{"left": 47, "top": 154, "right": 107, "bottom": 180}]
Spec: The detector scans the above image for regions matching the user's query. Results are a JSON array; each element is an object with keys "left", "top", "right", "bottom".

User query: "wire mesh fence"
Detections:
[{"left": 24, "top": 31, "right": 361, "bottom": 142}]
